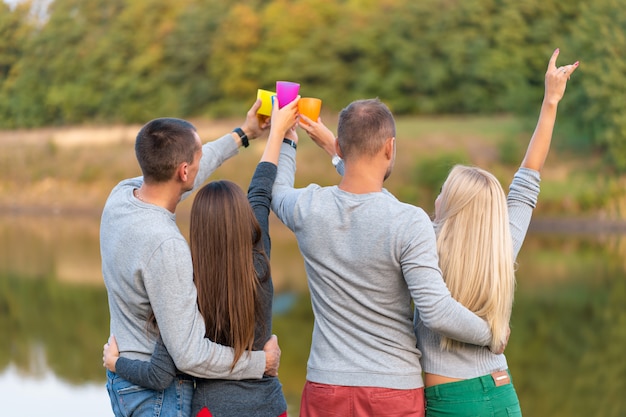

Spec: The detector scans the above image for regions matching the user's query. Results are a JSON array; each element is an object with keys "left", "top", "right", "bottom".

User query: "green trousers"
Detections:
[{"left": 425, "top": 370, "right": 522, "bottom": 417}]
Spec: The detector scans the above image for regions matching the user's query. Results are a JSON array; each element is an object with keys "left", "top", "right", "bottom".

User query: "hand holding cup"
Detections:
[
  {"left": 256, "top": 88, "right": 275, "bottom": 127},
  {"left": 298, "top": 97, "right": 322, "bottom": 125},
  {"left": 299, "top": 114, "right": 336, "bottom": 157}
]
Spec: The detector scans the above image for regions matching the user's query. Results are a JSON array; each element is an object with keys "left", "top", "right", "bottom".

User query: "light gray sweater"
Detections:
[
  {"left": 111, "top": 162, "right": 286, "bottom": 416},
  {"left": 271, "top": 144, "right": 492, "bottom": 389},
  {"left": 414, "top": 167, "right": 540, "bottom": 378},
  {"left": 100, "top": 133, "right": 265, "bottom": 380}
]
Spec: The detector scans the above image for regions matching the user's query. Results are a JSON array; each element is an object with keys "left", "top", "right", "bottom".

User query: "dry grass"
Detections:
[{"left": 0, "top": 114, "right": 618, "bottom": 220}]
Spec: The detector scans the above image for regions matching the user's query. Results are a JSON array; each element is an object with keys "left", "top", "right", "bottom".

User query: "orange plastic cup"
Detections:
[{"left": 298, "top": 97, "right": 322, "bottom": 124}]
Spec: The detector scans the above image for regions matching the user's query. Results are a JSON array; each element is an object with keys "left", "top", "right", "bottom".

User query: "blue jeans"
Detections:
[{"left": 106, "top": 370, "right": 194, "bottom": 417}]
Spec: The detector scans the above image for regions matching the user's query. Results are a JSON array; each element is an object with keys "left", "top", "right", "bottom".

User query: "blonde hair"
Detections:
[{"left": 434, "top": 165, "right": 515, "bottom": 351}]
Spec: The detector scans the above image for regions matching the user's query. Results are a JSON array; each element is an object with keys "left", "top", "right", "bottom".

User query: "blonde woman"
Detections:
[{"left": 414, "top": 48, "right": 578, "bottom": 416}]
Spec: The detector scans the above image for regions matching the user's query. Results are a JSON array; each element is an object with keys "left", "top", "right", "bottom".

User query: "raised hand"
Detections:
[
  {"left": 544, "top": 48, "right": 579, "bottom": 106},
  {"left": 299, "top": 115, "right": 337, "bottom": 157},
  {"left": 241, "top": 99, "right": 272, "bottom": 141},
  {"left": 521, "top": 48, "right": 579, "bottom": 172}
]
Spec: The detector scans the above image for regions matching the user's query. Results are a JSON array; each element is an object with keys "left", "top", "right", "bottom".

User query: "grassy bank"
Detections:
[{"left": 1, "top": 114, "right": 625, "bottom": 221}]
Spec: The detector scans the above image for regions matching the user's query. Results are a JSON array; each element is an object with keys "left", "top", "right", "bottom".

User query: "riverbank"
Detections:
[
  {"left": 530, "top": 217, "right": 626, "bottom": 234},
  {"left": 2, "top": 115, "right": 625, "bottom": 224},
  {"left": 4, "top": 201, "right": 626, "bottom": 236}
]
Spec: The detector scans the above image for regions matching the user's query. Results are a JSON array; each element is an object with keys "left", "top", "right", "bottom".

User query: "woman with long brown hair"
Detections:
[{"left": 103, "top": 95, "right": 300, "bottom": 417}]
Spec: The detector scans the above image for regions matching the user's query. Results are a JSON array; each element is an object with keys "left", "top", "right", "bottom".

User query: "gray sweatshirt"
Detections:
[
  {"left": 112, "top": 162, "right": 286, "bottom": 416},
  {"left": 271, "top": 144, "right": 492, "bottom": 389},
  {"left": 100, "top": 134, "right": 265, "bottom": 380},
  {"left": 415, "top": 167, "right": 540, "bottom": 378}
]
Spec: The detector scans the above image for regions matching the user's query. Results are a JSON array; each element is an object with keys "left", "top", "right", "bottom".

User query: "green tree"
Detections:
[
  {"left": 0, "top": 2, "right": 32, "bottom": 127},
  {"left": 160, "top": 0, "right": 228, "bottom": 117},
  {"left": 0, "top": 0, "right": 624, "bottom": 173},
  {"left": 566, "top": 0, "right": 626, "bottom": 171},
  {"left": 255, "top": 0, "right": 347, "bottom": 109},
  {"left": 0, "top": 2, "right": 28, "bottom": 80},
  {"left": 42, "top": 0, "right": 126, "bottom": 124},
  {"left": 0, "top": 0, "right": 128, "bottom": 126},
  {"left": 206, "top": 2, "right": 263, "bottom": 115},
  {"left": 91, "top": 0, "right": 189, "bottom": 122}
]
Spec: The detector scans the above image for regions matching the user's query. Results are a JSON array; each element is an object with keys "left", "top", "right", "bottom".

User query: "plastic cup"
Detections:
[
  {"left": 276, "top": 81, "right": 300, "bottom": 108},
  {"left": 257, "top": 89, "right": 275, "bottom": 116},
  {"left": 298, "top": 97, "right": 322, "bottom": 124}
]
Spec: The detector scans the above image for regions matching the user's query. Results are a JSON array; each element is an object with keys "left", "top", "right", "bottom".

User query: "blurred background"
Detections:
[{"left": 1, "top": 0, "right": 625, "bottom": 416}]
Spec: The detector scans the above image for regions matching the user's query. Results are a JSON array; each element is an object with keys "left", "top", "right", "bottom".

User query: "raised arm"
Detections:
[
  {"left": 231, "top": 99, "right": 272, "bottom": 148},
  {"left": 260, "top": 96, "right": 300, "bottom": 165},
  {"left": 249, "top": 97, "right": 300, "bottom": 255},
  {"left": 508, "top": 49, "right": 579, "bottom": 257},
  {"left": 186, "top": 99, "right": 272, "bottom": 200},
  {"left": 299, "top": 114, "right": 337, "bottom": 157},
  {"left": 521, "top": 48, "right": 579, "bottom": 172},
  {"left": 299, "top": 115, "right": 345, "bottom": 175}
]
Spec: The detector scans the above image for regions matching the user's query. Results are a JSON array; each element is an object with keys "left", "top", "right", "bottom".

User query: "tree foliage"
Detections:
[
  {"left": 566, "top": 0, "right": 626, "bottom": 170},
  {"left": 0, "top": 0, "right": 625, "bottom": 168}
]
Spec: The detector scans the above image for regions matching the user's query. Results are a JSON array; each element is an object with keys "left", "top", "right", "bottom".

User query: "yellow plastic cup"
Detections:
[
  {"left": 257, "top": 89, "right": 276, "bottom": 116},
  {"left": 298, "top": 97, "right": 322, "bottom": 124}
]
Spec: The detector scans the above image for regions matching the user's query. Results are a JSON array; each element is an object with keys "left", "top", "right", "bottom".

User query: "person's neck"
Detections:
[
  {"left": 135, "top": 182, "right": 181, "bottom": 213},
  {"left": 338, "top": 161, "right": 386, "bottom": 194}
]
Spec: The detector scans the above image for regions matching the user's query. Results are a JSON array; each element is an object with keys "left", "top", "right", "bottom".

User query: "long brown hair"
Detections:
[{"left": 190, "top": 180, "right": 266, "bottom": 369}]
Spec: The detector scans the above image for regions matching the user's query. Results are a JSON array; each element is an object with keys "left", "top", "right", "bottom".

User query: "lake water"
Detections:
[{"left": 1, "top": 214, "right": 624, "bottom": 417}]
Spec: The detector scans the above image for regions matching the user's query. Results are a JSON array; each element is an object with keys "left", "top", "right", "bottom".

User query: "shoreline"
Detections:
[
  {"left": 528, "top": 217, "right": 626, "bottom": 234},
  {"left": 3, "top": 204, "right": 626, "bottom": 235}
]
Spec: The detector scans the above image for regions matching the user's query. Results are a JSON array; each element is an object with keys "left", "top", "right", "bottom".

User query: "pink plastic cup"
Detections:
[{"left": 276, "top": 81, "right": 300, "bottom": 108}]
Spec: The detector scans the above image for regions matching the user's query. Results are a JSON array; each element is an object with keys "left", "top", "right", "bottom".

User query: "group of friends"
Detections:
[{"left": 100, "top": 49, "right": 579, "bottom": 417}]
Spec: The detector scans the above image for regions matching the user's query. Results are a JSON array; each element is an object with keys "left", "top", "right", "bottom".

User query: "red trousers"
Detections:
[{"left": 300, "top": 381, "right": 425, "bottom": 417}]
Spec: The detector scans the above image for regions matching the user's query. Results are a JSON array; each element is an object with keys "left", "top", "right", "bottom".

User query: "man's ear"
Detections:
[
  {"left": 334, "top": 139, "right": 343, "bottom": 158},
  {"left": 384, "top": 137, "right": 395, "bottom": 160},
  {"left": 176, "top": 162, "right": 189, "bottom": 182}
]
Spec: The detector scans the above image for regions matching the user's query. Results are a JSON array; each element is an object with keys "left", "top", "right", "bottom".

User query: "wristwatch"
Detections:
[
  {"left": 331, "top": 154, "right": 342, "bottom": 167},
  {"left": 232, "top": 127, "right": 249, "bottom": 148},
  {"left": 282, "top": 138, "right": 297, "bottom": 150}
]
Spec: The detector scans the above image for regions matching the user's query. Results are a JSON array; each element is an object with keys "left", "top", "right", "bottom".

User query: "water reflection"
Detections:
[
  {"left": 0, "top": 365, "right": 111, "bottom": 416},
  {"left": 510, "top": 230, "right": 626, "bottom": 417},
  {"left": 1, "top": 214, "right": 625, "bottom": 417}
]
